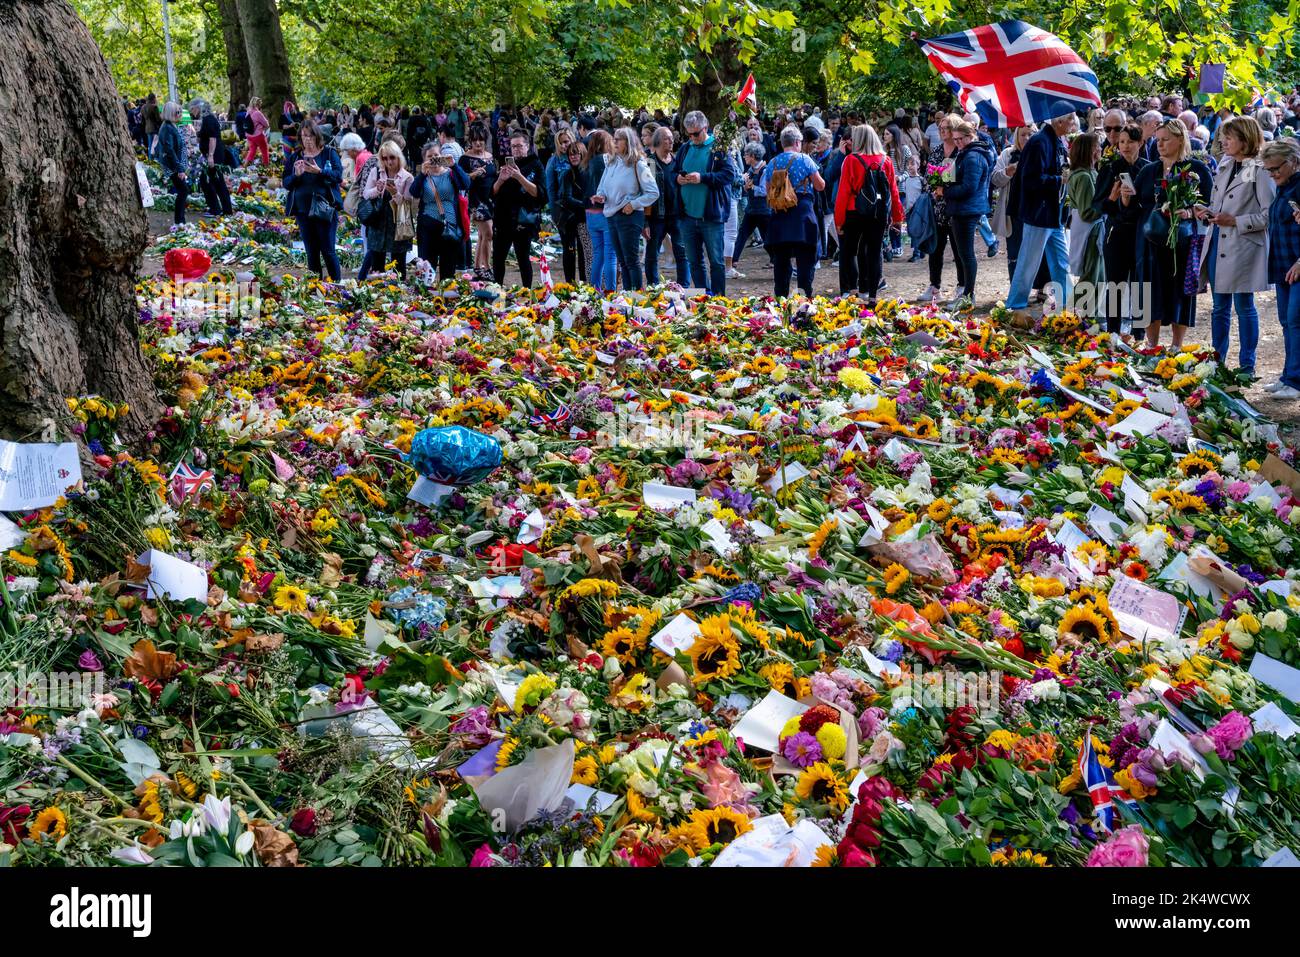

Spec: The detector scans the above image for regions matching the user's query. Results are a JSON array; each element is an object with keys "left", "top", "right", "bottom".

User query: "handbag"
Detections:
[
  {"left": 394, "top": 199, "right": 415, "bottom": 242},
  {"left": 308, "top": 193, "right": 335, "bottom": 222},
  {"left": 1184, "top": 227, "right": 1204, "bottom": 295},
  {"left": 357, "top": 193, "right": 388, "bottom": 229},
  {"left": 1142, "top": 207, "right": 1170, "bottom": 244}
]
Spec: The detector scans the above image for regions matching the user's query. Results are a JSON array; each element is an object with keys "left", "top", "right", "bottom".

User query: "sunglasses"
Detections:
[
  {"left": 1265, "top": 163, "right": 1291, "bottom": 173},
  {"left": 1103, "top": 125, "right": 1124, "bottom": 132}
]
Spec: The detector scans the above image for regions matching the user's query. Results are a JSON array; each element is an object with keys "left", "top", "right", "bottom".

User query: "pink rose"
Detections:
[
  {"left": 1086, "top": 825, "right": 1149, "bottom": 867},
  {"left": 1206, "top": 711, "right": 1253, "bottom": 760}
]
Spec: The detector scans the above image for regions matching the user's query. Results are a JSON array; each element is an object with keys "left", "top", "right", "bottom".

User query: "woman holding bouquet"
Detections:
[
  {"left": 1133, "top": 119, "right": 1213, "bottom": 349},
  {"left": 923, "top": 113, "right": 965, "bottom": 301},
  {"left": 1097, "top": 124, "right": 1149, "bottom": 335}
]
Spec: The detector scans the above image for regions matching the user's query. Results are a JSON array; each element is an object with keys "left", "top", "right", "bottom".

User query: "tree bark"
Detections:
[
  {"left": 217, "top": 0, "right": 252, "bottom": 117},
  {"left": 0, "top": 0, "right": 161, "bottom": 441},
  {"left": 234, "top": 0, "right": 295, "bottom": 131},
  {"left": 679, "top": 41, "right": 745, "bottom": 127}
]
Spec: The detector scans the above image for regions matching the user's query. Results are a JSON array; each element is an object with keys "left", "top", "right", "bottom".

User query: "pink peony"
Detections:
[
  {"left": 1086, "top": 825, "right": 1150, "bottom": 867},
  {"left": 469, "top": 842, "right": 498, "bottom": 867}
]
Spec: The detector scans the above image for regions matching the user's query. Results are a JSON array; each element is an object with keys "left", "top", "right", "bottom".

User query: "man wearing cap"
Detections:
[{"left": 1005, "top": 101, "right": 1076, "bottom": 318}]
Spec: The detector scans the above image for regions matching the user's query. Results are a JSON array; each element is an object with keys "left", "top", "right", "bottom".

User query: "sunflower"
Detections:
[
  {"left": 883, "top": 562, "right": 910, "bottom": 595},
  {"left": 625, "top": 789, "right": 659, "bottom": 822},
  {"left": 794, "top": 762, "right": 850, "bottom": 812},
  {"left": 758, "top": 661, "right": 799, "bottom": 696},
  {"left": 599, "top": 626, "right": 647, "bottom": 667},
  {"left": 806, "top": 517, "right": 838, "bottom": 560},
  {"left": 812, "top": 844, "right": 839, "bottom": 867},
  {"left": 495, "top": 736, "right": 520, "bottom": 771},
  {"left": 1058, "top": 601, "right": 1119, "bottom": 644},
  {"left": 684, "top": 806, "right": 752, "bottom": 851},
  {"left": 28, "top": 806, "right": 67, "bottom": 842},
  {"left": 571, "top": 754, "right": 599, "bottom": 787},
  {"left": 927, "top": 499, "right": 953, "bottom": 521},
  {"left": 273, "top": 584, "right": 309, "bottom": 614},
  {"left": 688, "top": 615, "right": 742, "bottom": 685}
]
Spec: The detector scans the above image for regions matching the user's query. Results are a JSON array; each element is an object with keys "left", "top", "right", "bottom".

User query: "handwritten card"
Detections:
[
  {"left": 1249, "top": 653, "right": 1300, "bottom": 704},
  {"left": 1109, "top": 408, "right": 1172, "bottom": 438},
  {"left": 1108, "top": 575, "right": 1186, "bottom": 643},
  {"left": 763, "top": 462, "right": 810, "bottom": 493},
  {"left": 408, "top": 476, "right": 454, "bottom": 507},
  {"left": 1086, "top": 504, "right": 1125, "bottom": 546},
  {"left": 1251, "top": 702, "right": 1300, "bottom": 740}
]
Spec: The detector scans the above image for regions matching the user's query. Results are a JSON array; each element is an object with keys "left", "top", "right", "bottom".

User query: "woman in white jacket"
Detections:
[
  {"left": 1198, "top": 116, "right": 1274, "bottom": 377},
  {"left": 594, "top": 127, "right": 660, "bottom": 291}
]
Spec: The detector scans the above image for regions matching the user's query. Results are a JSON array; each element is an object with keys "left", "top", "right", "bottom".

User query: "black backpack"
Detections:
[{"left": 851, "top": 153, "right": 889, "bottom": 219}]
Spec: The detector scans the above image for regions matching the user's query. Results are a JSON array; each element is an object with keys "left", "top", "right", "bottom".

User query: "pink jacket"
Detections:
[{"left": 249, "top": 109, "right": 269, "bottom": 136}]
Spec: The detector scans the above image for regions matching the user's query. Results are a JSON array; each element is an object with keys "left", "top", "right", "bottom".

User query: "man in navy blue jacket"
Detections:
[
  {"left": 670, "top": 110, "right": 738, "bottom": 296},
  {"left": 1006, "top": 101, "right": 1076, "bottom": 315}
]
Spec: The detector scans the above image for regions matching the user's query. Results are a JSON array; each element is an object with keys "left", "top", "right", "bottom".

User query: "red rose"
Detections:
[
  {"left": 839, "top": 843, "right": 877, "bottom": 867},
  {"left": 290, "top": 807, "right": 318, "bottom": 837},
  {"left": 0, "top": 804, "right": 31, "bottom": 846}
]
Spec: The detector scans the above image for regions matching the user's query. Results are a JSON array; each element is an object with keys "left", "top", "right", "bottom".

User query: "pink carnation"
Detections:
[{"left": 1205, "top": 711, "right": 1253, "bottom": 760}]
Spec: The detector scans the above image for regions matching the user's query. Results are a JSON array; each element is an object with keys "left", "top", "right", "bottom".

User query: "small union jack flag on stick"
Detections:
[
  {"left": 168, "top": 460, "right": 215, "bottom": 504},
  {"left": 529, "top": 399, "right": 572, "bottom": 430},
  {"left": 1077, "top": 732, "right": 1137, "bottom": 833}
]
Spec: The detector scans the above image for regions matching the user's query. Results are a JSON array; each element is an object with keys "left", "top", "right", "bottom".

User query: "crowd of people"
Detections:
[{"left": 133, "top": 89, "right": 1300, "bottom": 399}]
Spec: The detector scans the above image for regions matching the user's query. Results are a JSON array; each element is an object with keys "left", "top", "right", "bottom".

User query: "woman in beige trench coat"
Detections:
[{"left": 1199, "top": 115, "right": 1274, "bottom": 376}]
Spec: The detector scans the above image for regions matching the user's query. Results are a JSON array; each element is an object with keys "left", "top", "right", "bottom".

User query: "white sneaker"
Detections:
[
  {"left": 1271, "top": 385, "right": 1300, "bottom": 400},
  {"left": 924, "top": 285, "right": 941, "bottom": 301},
  {"left": 726, "top": 268, "right": 745, "bottom": 279},
  {"left": 1262, "top": 379, "right": 1287, "bottom": 393}
]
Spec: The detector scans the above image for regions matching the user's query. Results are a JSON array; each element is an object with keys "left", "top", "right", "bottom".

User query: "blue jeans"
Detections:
[
  {"left": 679, "top": 216, "right": 726, "bottom": 296},
  {"left": 978, "top": 215, "right": 996, "bottom": 248},
  {"left": 608, "top": 210, "right": 646, "bottom": 290},
  {"left": 1276, "top": 281, "right": 1300, "bottom": 389},
  {"left": 646, "top": 216, "right": 690, "bottom": 286},
  {"left": 1211, "top": 293, "right": 1259, "bottom": 374},
  {"left": 1007, "top": 224, "right": 1070, "bottom": 309},
  {"left": 585, "top": 211, "right": 616, "bottom": 291}
]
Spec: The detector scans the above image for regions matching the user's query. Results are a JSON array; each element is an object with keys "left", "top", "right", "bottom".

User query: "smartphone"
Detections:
[
  {"left": 1119, "top": 172, "right": 1134, "bottom": 190},
  {"left": 1290, "top": 200, "right": 1300, "bottom": 213}
]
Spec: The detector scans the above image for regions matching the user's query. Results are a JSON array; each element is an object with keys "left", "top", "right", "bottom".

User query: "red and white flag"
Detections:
[
  {"left": 538, "top": 249, "right": 554, "bottom": 293},
  {"left": 737, "top": 73, "right": 757, "bottom": 110}
]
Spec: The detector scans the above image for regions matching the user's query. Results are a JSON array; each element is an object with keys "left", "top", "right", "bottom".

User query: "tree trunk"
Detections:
[
  {"left": 0, "top": 0, "right": 161, "bottom": 442},
  {"left": 679, "top": 41, "right": 745, "bottom": 127},
  {"left": 235, "top": 0, "right": 294, "bottom": 131},
  {"left": 434, "top": 75, "right": 447, "bottom": 114},
  {"left": 217, "top": 0, "right": 251, "bottom": 117}
]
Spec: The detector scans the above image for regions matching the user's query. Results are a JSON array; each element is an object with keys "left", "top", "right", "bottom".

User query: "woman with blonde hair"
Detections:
[
  {"left": 834, "top": 124, "right": 903, "bottom": 301},
  {"left": 1132, "top": 118, "right": 1213, "bottom": 348},
  {"left": 581, "top": 129, "right": 616, "bottom": 290},
  {"left": 1199, "top": 115, "right": 1273, "bottom": 377},
  {"left": 358, "top": 140, "right": 415, "bottom": 281},
  {"left": 594, "top": 126, "right": 659, "bottom": 290}
]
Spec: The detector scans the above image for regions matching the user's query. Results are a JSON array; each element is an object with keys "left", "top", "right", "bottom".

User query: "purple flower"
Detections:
[
  {"left": 781, "top": 731, "right": 823, "bottom": 768},
  {"left": 78, "top": 650, "right": 103, "bottom": 672},
  {"left": 1205, "top": 711, "right": 1253, "bottom": 760},
  {"left": 451, "top": 705, "right": 493, "bottom": 747}
]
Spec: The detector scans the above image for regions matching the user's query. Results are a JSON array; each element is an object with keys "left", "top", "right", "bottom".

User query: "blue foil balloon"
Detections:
[{"left": 407, "top": 426, "right": 502, "bottom": 486}]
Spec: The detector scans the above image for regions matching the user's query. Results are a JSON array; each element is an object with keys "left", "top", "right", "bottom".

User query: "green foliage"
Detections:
[{"left": 72, "top": 0, "right": 1300, "bottom": 113}]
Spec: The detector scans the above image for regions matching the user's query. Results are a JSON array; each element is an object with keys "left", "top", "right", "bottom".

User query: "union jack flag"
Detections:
[
  {"left": 529, "top": 400, "right": 572, "bottom": 430},
  {"left": 1078, "top": 732, "right": 1136, "bottom": 833},
  {"left": 168, "top": 461, "right": 215, "bottom": 503},
  {"left": 918, "top": 20, "right": 1100, "bottom": 129}
]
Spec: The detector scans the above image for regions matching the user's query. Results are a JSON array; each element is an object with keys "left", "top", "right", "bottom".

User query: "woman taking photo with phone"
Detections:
[
  {"left": 357, "top": 140, "right": 414, "bottom": 281},
  {"left": 1097, "top": 124, "right": 1150, "bottom": 335},
  {"left": 283, "top": 120, "right": 343, "bottom": 281},
  {"left": 1198, "top": 115, "right": 1273, "bottom": 378},
  {"left": 460, "top": 124, "right": 498, "bottom": 281},
  {"left": 410, "top": 143, "right": 469, "bottom": 283}
]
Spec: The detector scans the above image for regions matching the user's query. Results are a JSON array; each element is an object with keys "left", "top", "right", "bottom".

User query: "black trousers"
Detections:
[
  {"left": 770, "top": 241, "right": 817, "bottom": 297},
  {"left": 416, "top": 218, "right": 460, "bottom": 283},
  {"left": 928, "top": 219, "right": 967, "bottom": 290},
  {"left": 493, "top": 224, "right": 534, "bottom": 287},
  {"left": 1103, "top": 225, "right": 1139, "bottom": 333},
  {"left": 839, "top": 211, "right": 886, "bottom": 296},
  {"left": 171, "top": 173, "right": 190, "bottom": 225},
  {"left": 559, "top": 219, "right": 586, "bottom": 284},
  {"left": 200, "top": 165, "right": 233, "bottom": 216},
  {"left": 296, "top": 213, "right": 341, "bottom": 281},
  {"left": 949, "top": 214, "right": 981, "bottom": 297}
]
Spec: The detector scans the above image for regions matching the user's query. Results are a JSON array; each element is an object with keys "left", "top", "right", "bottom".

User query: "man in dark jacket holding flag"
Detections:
[{"left": 1005, "top": 100, "right": 1077, "bottom": 316}]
